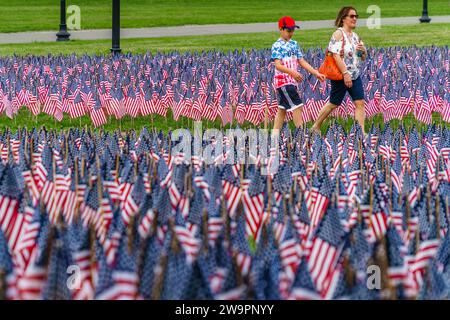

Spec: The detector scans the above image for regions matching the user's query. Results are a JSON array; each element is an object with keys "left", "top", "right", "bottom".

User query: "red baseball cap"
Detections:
[{"left": 278, "top": 16, "right": 300, "bottom": 30}]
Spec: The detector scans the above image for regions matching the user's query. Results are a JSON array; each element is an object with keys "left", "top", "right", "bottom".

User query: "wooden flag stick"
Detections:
[
  {"left": 435, "top": 192, "right": 441, "bottom": 240},
  {"left": 202, "top": 208, "right": 209, "bottom": 253},
  {"left": 426, "top": 184, "right": 431, "bottom": 224},
  {"left": 287, "top": 129, "right": 292, "bottom": 167},
  {"left": 64, "top": 131, "right": 69, "bottom": 163},
  {"left": 6, "top": 134, "right": 10, "bottom": 163},
  {"left": 29, "top": 137, "right": 34, "bottom": 166},
  {"left": 343, "top": 252, "right": 355, "bottom": 288},
  {"left": 264, "top": 103, "right": 268, "bottom": 131},
  {"left": 418, "top": 166, "right": 423, "bottom": 202},
  {"left": 222, "top": 196, "right": 230, "bottom": 247},
  {"left": 358, "top": 137, "right": 364, "bottom": 191},
  {"left": 266, "top": 172, "right": 272, "bottom": 216},
  {"left": 389, "top": 163, "right": 393, "bottom": 215},
  {"left": 381, "top": 236, "right": 396, "bottom": 300},
  {"left": 369, "top": 182, "right": 374, "bottom": 219},
  {"left": 151, "top": 252, "right": 168, "bottom": 300},
  {"left": 74, "top": 157, "right": 80, "bottom": 223},
  {"left": 21, "top": 130, "right": 28, "bottom": 164},
  {"left": 96, "top": 155, "right": 105, "bottom": 236},
  {"left": 115, "top": 154, "right": 120, "bottom": 183},
  {"left": 134, "top": 156, "right": 138, "bottom": 180},
  {"left": 306, "top": 132, "right": 310, "bottom": 168},
  {"left": 405, "top": 192, "right": 410, "bottom": 234},
  {"left": 147, "top": 156, "right": 153, "bottom": 193},
  {"left": 289, "top": 173, "right": 296, "bottom": 210},
  {"left": 0, "top": 269, "right": 5, "bottom": 300},
  {"left": 81, "top": 156, "right": 86, "bottom": 179},
  {"left": 52, "top": 153, "right": 58, "bottom": 222}
]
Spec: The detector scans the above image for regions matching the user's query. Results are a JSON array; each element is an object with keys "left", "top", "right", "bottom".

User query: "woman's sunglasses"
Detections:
[{"left": 346, "top": 14, "right": 359, "bottom": 19}]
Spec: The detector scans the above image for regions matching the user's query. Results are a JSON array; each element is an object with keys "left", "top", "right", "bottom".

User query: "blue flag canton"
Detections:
[{"left": 316, "top": 204, "right": 345, "bottom": 248}]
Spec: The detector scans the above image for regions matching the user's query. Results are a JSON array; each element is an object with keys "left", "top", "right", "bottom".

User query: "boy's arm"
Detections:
[
  {"left": 274, "top": 59, "right": 302, "bottom": 82},
  {"left": 298, "top": 58, "right": 326, "bottom": 81}
]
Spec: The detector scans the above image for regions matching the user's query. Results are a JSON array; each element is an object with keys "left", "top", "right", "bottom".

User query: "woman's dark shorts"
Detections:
[{"left": 329, "top": 76, "right": 365, "bottom": 106}]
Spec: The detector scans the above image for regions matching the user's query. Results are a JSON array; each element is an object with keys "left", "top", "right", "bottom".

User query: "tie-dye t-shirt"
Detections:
[
  {"left": 271, "top": 38, "right": 304, "bottom": 88},
  {"left": 328, "top": 28, "right": 362, "bottom": 80}
]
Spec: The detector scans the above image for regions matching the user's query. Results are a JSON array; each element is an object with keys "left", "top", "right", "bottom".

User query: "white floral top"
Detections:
[{"left": 327, "top": 27, "right": 362, "bottom": 80}]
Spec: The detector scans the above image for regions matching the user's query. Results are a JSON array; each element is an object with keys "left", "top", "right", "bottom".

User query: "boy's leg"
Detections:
[
  {"left": 292, "top": 106, "right": 303, "bottom": 128},
  {"left": 269, "top": 107, "right": 286, "bottom": 175},
  {"left": 273, "top": 107, "right": 286, "bottom": 131},
  {"left": 272, "top": 107, "right": 286, "bottom": 153}
]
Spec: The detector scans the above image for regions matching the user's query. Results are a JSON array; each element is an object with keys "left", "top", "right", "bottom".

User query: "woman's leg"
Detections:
[
  {"left": 354, "top": 99, "right": 366, "bottom": 134},
  {"left": 312, "top": 102, "right": 338, "bottom": 132},
  {"left": 313, "top": 79, "right": 344, "bottom": 132},
  {"left": 348, "top": 78, "right": 366, "bottom": 135}
]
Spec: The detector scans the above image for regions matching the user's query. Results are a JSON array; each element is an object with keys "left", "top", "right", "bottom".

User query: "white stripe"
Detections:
[{"left": 281, "top": 86, "right": 295, "bottom": 108}]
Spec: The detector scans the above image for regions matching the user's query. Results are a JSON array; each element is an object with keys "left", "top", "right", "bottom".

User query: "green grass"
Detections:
[
  {"left": 0, "top": 23, "right": 449, "bottom": 57},
  {"left": 1, "top": 107, "right": 448, "bottom": 134},
  {"left": 0, "top": 107, "right": 240, "bottom": 133},
  {"left": 0, "top": 21, "right": 447, "bottom": 132},
  {"left": 1, "top": 0, "right": 449, "bottom": 33}
]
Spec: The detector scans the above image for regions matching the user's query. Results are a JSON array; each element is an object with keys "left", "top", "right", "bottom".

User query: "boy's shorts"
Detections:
[
  {"left": 277, "top": 85, "right": 303, "bottom": 111},
  {"left": 329, "top": 76, "right": 365, "bottom": 106}
]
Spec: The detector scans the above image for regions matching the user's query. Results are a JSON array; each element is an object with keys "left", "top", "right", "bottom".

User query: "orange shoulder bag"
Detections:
[{"left": 319, "top": 30, "right": 345, "bottom": 81}]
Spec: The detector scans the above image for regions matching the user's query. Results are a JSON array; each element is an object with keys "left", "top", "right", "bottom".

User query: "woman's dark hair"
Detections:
[{"left": 335, "top": 6, "right": 357, "bottom": 28}]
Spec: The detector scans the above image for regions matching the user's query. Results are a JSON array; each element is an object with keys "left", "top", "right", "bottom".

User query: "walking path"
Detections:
[{"left": 0, "top": 15, "right": 448, "bottom": 44}]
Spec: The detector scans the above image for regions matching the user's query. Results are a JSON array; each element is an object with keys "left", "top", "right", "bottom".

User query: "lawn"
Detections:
[
  {"left": 0, "top": 0, "right": 449, "bottom": 33},
  {"left": 0, "top": 16, "right": 448, "bottom": 132},
  {"left": 1, "top": 107, "right": 447, "bottom": 134},
  {"left": 0, "top": 23, "right": 448, "bottom": 56}
]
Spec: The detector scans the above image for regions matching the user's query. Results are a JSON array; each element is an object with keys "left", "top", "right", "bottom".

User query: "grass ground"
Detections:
[
  {"left": 0, "top": 5, "right": 448, "bottom": 132},
  {"left": 0, "top": 23, "right": 449, "bottom": 56},
  {"left": 1, "top": 107, "right": 447, "bottom": 134},
  {"left": 1, "top": 0, "right": 449, "bottom": 33}
]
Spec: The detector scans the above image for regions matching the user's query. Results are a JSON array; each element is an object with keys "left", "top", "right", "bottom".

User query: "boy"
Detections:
[{"left": 271, "top": 16, "right": 326, "bottom": 131}]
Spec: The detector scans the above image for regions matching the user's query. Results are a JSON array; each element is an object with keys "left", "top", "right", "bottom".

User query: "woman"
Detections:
[{"left": 312, "top": 6, "right": 367, "bottom": 134}]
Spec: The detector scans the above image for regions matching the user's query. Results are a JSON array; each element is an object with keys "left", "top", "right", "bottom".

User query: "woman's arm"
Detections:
[
  {"left": 356, "top": 41, "right": 367, "bottom": 62},
  {"left": 333, "top": 53, "right": 353, "bottom": 88},
  {"left": 330, "top": 30, "right": 348, "bottom": 73},
  {"left": 332, "top": 53, "right": 349, "bottom": 74},
  {"left": 360, "top": 51, "right": 367, "bottom": 62},
  {"left": 330, "top": 30, "right": 353, "bottom": 88}
]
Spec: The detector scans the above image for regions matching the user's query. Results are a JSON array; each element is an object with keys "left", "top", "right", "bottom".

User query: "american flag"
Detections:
[
  {"left": 221, "top": 165, "right": 242, "bottom": 219},
  {"left": 307, "top": 202, "right": 344, "bottom": 296},
  {"left": 232, "top": 212, "right": 253, "bottom": 277},
  {"left": 242, "top": 167, "right": 265, "bottom": 242},
  {"left": 310, "top": 165, "right": 334, "bottom": 235},
  {"left": 0, "top": 121, "right": 448, "bottom": 300},
  {"left": 289, "top": 260, "right": 321, "bottom": 300},
  {"left": 0, "top": 47, "right": 447, "bottom": 126}
]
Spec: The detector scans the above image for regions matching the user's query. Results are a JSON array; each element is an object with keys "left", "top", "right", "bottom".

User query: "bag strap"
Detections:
[
  {"left": 326, "top": 28, "right": 345, "bottom": 54},
  {"left": 334, "top": 28, "right": 345, "bottom": 58},
  {"left": 338, "top": 28, "right": 346, "bottom": 50},
  {"left": 325, "top": 28, "right": 346, "bottom": 56}
]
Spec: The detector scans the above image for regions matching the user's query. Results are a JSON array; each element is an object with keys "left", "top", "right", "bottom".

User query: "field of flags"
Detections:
[
  {"left": 0, "top": 46, "right": 449, "bottom": 127},
  {"left": 0, "top": 121, "right": 450, "bottom": 300}
]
